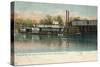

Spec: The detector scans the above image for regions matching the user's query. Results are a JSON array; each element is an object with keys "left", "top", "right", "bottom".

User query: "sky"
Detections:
[{"left": 14, "top": 1, "right": 97, "bottom": 17}]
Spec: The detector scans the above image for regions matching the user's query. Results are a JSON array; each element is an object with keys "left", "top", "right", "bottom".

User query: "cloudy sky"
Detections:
[{"left": 13, "top": 1, "right": 97, "bottom": 21}]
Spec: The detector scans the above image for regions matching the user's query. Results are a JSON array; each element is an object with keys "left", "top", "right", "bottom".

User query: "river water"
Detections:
[{"left": 14, "top": 33, "right": 97, "bottom": 53}]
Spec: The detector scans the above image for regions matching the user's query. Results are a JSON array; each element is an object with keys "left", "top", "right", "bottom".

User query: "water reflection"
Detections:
[{"left": 14, "top": 33, "right": 97, "bottom": 53}]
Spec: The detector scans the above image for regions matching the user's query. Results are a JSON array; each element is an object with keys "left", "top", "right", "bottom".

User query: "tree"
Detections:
[
  {"left": 73, "top": 16, "right": 80, "bottom": 21},
  {"left": 53, "top": 15, "right": 63, "bottom": 25},
  {"left": 56, "top": 16, "right": 63, "bottom": 25},
  {"left": 45, "top": 15, "right": 53, "bottom": 25},
  {"left": 39, "top": 15, "right": 53, "bottom": 25},
  {"left": 40, "top": 19, "right": 46, "bottom": 24}
]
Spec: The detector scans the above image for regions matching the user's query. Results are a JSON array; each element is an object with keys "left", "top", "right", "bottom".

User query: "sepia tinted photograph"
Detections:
[{"left": 11, "top": 1, "right": 97, "bottom": 66}]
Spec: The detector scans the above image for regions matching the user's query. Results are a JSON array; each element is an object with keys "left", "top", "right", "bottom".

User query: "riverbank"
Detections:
[{"left": 14, "top": 51, "right": 97, "bottom": 65}]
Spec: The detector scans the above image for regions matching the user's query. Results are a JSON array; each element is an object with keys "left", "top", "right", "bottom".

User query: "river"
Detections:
[{"left": 14, "top": 33, "right": 97, "bottom": 53}]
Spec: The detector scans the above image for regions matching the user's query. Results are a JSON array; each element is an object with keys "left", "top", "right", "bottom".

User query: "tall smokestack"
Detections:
[
  {"left": 66, "top": 10, "right": 67, "bottom": 23},
  {"left": 68, "top": 11, "right": 69, "bottom": 23},
  {"left": 66, "top": 10, "right": 69, "bottom": 24}
]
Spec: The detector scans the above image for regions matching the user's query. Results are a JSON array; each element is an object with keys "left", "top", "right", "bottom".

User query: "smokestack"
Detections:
[
  {"left": 66, "top": 10, "right": 67, "bottom": 23},
  {"left": 66, "top": 10, "right": 69, "bottom": 23},
  {"left": 68, "top": 11, "right": 69, "bottom": 23}
]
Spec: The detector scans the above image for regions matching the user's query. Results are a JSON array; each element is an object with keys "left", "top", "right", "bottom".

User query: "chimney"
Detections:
[
  {"left": 66, "top": 10, "right": 67, "bottom": 23},
  {"left": 68, "top": 11, "right": 69, "bottom": 23},
  {"left": 66, "top": 10, "right": 69, "bottom": 23}
]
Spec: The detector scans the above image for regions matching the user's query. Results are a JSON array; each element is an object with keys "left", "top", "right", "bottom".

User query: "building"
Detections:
[
  {"left": 72, "top": 20, "right": 97, "bottom": 26},
  {"left": 72, "top": 20, "right": 97, "bottom": 33}
]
